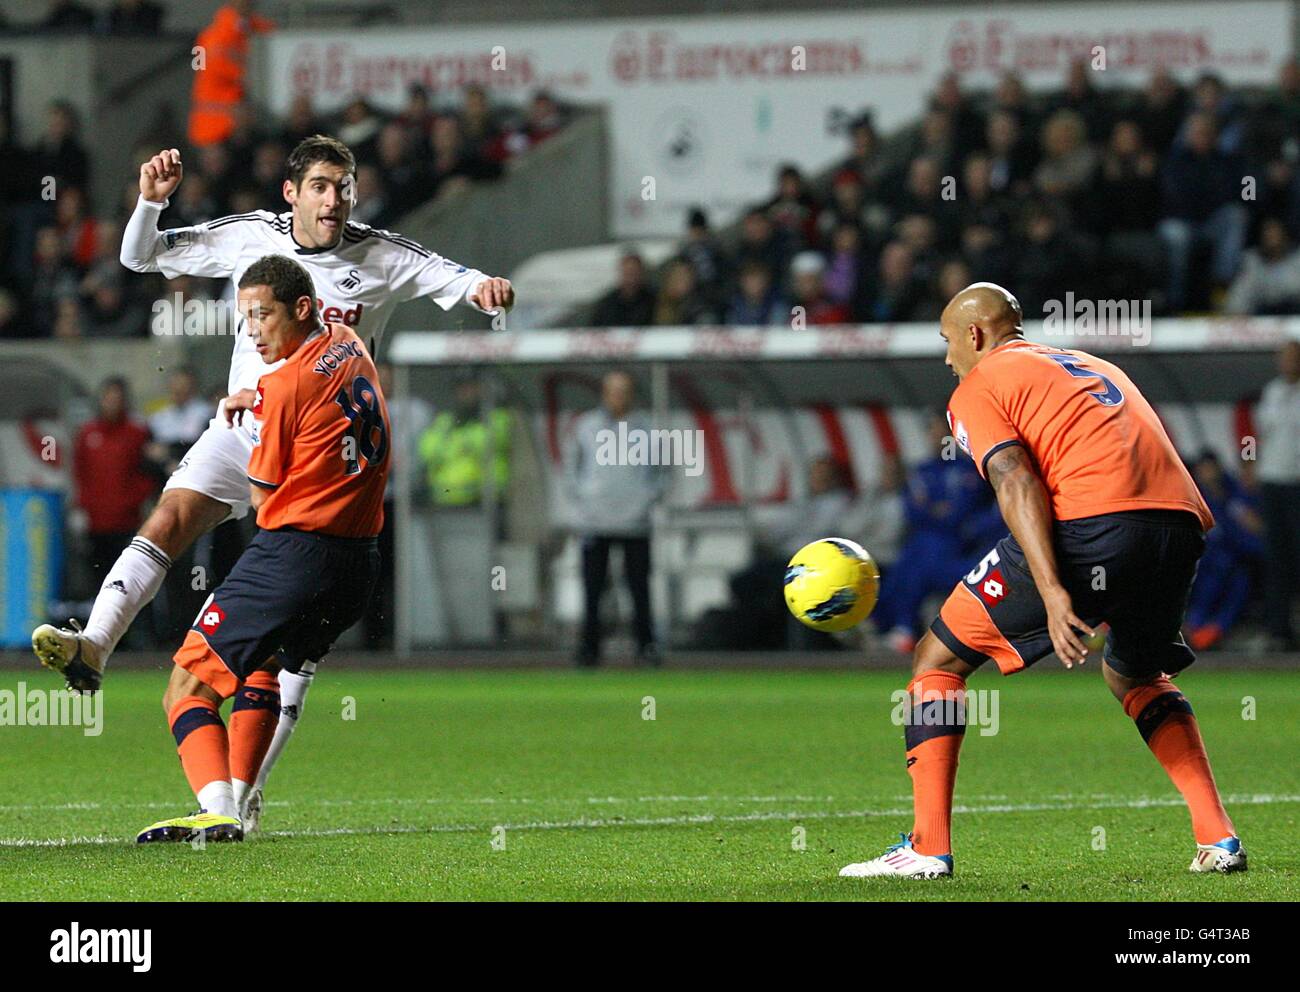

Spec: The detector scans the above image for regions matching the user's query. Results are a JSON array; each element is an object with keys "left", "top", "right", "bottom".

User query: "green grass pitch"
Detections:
[{"left": 0, "top": 666, "right": 1295, "bottom": 901}]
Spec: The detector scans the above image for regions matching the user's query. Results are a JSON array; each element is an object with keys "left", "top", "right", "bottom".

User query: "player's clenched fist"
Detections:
[
  {"left": 469, "top": 276, "right": 514, "bottom": 313},
  {"left": 140, "top": 148, "right": 184, "bottom": 203}
]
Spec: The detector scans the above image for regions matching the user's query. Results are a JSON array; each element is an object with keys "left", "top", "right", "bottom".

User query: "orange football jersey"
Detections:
[
  {"left": 946, "top": 339, "right": 1213, "bottom": 531},
  {"left": 248, "top": 323, "right": 390, "bottom": 537}
]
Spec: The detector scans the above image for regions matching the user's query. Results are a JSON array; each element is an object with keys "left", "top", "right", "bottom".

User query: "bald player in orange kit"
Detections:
[{"left": 840, "top": 283, "right": 1246, "bottom": 879}]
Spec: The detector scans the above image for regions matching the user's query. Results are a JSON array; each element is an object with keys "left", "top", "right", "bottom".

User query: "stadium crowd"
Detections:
[
  {"left": 591, "top": 58, "right": 1300, "bottom": 328},
  {"left": 0, "top": 4, "right": 569, "bottom": 341}
]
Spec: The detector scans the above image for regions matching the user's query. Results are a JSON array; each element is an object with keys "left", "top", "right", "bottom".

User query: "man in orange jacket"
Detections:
[{"left": 189, "top": 0, "right": 274, "bottom": 148}]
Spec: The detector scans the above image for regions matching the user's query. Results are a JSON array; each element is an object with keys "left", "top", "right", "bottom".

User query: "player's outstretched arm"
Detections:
[
  {"left": 985, "top": 444, "right": 1096, "bottom": 668},
  {"left": 121, "top": 149, "right": 184, "bottom": 273}
]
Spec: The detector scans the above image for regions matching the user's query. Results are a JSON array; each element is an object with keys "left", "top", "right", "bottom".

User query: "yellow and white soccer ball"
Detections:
[{"left": 783, "top": 538, "right": 881, "bottom": 632}]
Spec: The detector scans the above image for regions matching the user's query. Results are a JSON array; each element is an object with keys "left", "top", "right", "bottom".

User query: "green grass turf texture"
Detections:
[{"left": 0, "top": 667, "right": 1295, "bottom": 901}]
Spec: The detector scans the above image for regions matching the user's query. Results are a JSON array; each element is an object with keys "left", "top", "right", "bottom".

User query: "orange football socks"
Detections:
[
  {"left": 168, "top": 695, "right": 236, "bottom": 819},
  {"left": 904, "top": 669, "right": 968, "bottom": 856},
  {"left": 228, "top": 670, "right": 282, "bottom": 791},
  {"left": 1123, "top": 677, "right": 1235, "bottom": 844}
]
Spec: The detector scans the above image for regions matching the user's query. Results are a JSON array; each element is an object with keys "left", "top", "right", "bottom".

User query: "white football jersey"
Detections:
[{"left": 147, "top": 205, "right": 488, "bottom": 395}]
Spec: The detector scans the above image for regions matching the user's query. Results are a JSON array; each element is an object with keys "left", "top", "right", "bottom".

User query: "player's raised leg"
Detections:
[
  {"left": 1101, "top": 659, "right": 1245, "bottom": 873},
  {"left": 840, "top": 630, "right": 977, "bottom": 878},
  {"left": 33, "top": 487, "right": 231, "bottom": 690}
]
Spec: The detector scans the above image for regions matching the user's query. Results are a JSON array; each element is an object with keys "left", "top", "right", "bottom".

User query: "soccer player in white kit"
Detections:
[{"left": 33, "top": 135, "right": 514, "bottom": 832}]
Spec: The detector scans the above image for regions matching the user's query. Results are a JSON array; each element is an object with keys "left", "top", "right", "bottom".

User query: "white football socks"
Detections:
[
  {"left": 82, "top": 536, "right": 172, "bottom": 660},
  {"left": 253, "top": 666, "right": 315, "bottom": 791},
  {"left": 196, "top": 780, "right": 238, "bottom": 821}
]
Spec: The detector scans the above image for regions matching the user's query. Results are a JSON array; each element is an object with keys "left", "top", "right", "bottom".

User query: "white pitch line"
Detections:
[{"left": 1, "top": 792, "right": 1295, "bottom": 848}]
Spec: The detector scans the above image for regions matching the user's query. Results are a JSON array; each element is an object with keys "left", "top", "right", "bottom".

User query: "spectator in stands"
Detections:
[
  {"left": 992, "top": 70, "right": 1034, "bottom": 128},
  {"left": 462, "top": 84, "right": 509, "bottom": 164},
  {"left": 591, "top": 251, "right": 656, "bottom": 328},
  {"left": 195, "top": 143, "right": 235, "bottom": 214},
  {"left": 376, "top": 122, "right": 429, "bottom": 217},
  {"left": 1224, "top": 219, "right": 1300, "bottom": 315},
  {"left": 959, "top": 153, "right": 1011, "bottom": 234},
  {"left": 1188, "top": 72, "right": 1245, "bottom": 155},
  {"left": 983, "top": 109, "right": 1036, "bottom": 197},
  {"left": 1034, "top": 109, "right": 1099, "bottom": 221},
  {"left": 1014, "top": 199, "right": 1095, "bottom": 317},
  {"left": 1095, "top": 119, "right": 1165, "bottom": 300},
  {"left": 281, "top": 94, "right": 323, "bottom": 145},
  {"left": 726, "top": 260, "right": 787, "bottom": 327},
  {"left": 336, "top": 97, "right": 383, "bottom": 162},
  {"left": 74, "top": 377, "right": 156, "bottom": 584},
  {"left": 55, "top": 185, "right": 97, "bottom": 269},
  {"left": 188, "top": 1, "right": 274, "bottom": 147},
  {"left": 145, "top": 367, "right": 211, "bottom": 476},
  {"left": 680, "top": 207, "right": 729, "bottom": 307},
  {"left": 417, "top": 375, "right": 512, "bottom": 510},
  {"left": 930, "top": 72, "right": 984, "bottom": 154},
  {"left": 171, "top": 171, "right": 217, "bottom": 227},
  {"left": 860, "top": 242, "right": 923, "bottom": 323},
  {"left": 1138, "top": 67, "right": 1186, "bottom": 154},
  {"left": 52, "top": 296, "right": 84, "bottom": 338},
  {"left": 1255, "top": 339, "right": 1300, "bottom": 650},
  {"left": 872, "top": 411, "right": 996, "bottom": 654},
  {"left": 1249, "top": 157, "right": 1300, "bottom": 243},
  {"left": 736, "top": 208, "right": 791, "bottom": 286},
  {"left": 34, "top": 101, "right": 89, "bottom": 190},
  {"left": 80, "top": 221, "right": 148, "bottom": 336},
  {"left": 1185, "top": 451, "right": 1265, "bottom": 651},
  {"left": 106, "top": 0, "right": 164, "bottom": 35},
  {"left": 838, "top": 114, "right": 886, "bottom": 195},
  {"left": 1251, "top": 57, "right": 1300, "bottom": 164},
  {"left": 790, "top": 251, "right": 850, "bottom": 325},
  {"left": 516, "top": 90, "right": 566, "bottom": 152},
  {"left": 351, "top": 164, "right": 389, "bottom": 227},
  {"left": 30, "top": 226, "right": 78, "bottom": 337},
  {"left": 652, "top": 257, "right": 717, "bottom": 326},
  {"left": 397, "top": 84, "right": 435, "bottom": 145},
  {"left": 818, "top": 169, "right": 869, "bottom": 246},
  {"left": 765, "top": 164, "right": 821, "bottom": 252},
  {"left": 563, "top": 370, "right": 666, "bottom": 666},
  {"left": 892, "top": 156, "right": 960, "bottom": 249},
  {"left": 823, "top": 222, "right": 868, "bottom": 315},
  {"left": 1049, "top": 59, "right": 1111, "bottom": 143},
  {"left": 250, "top": 139, "right": 287, "bottom": 206},
  {"left": 1158, "top": 112, "right": 1248, "bottom": 311},
  {"left": 40, "top": 0, "right": 95, "bottom": 31},
  {"left": 429, "top": 114, "right": 500, "bottom": 198}
]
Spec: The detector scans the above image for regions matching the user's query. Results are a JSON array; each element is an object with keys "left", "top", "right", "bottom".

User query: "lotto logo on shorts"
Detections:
[
  {"left": 199, "top": 604, "right": 226, "bottom": 634},
  {"left": 978, "top": 569, "right": 1008, "bottom": 606}
]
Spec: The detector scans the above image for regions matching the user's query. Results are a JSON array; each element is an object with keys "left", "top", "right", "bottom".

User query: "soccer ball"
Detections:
[{"left": 783, "top": 538, "right": 880, "bottom": 632}]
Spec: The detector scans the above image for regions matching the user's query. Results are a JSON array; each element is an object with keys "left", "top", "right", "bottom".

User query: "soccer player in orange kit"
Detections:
[
  {"left": 840, "top": 283, "right": 1246, "bottom": 878},
  {"left": 136, "top": 254, "right": 390, "bottom": 842}
]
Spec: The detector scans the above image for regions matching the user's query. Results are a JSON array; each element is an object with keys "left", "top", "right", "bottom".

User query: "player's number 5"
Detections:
[{"left": 1046, "top": 353, "right": 1124, "bottom": 407}]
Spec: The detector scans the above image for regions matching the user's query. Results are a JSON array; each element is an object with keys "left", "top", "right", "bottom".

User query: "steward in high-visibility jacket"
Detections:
[
  {"left": 418, "top": 407, "right": 512, "bottom": 507},
  {"left": 188, "top": 4, "right": 275, "bottom": 147}
]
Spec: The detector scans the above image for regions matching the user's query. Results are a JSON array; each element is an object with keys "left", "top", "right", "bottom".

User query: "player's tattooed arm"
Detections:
[{"left": 985, "top": 444, "right": 1096, "bottom": 668}]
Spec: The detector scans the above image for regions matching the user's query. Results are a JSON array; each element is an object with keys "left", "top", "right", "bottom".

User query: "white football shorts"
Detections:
[{"left": 162, "top": 407, "right": 256, "bottom": 519}]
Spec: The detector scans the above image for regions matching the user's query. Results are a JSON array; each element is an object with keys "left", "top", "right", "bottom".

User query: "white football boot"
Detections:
[
  {"left": 839, "top": 833, "right": 954, "bottom": 879},
  {"left": 239, "top": 787, "right": 264, "bottom": 837},
  {"left": 1189, "top": 836, "right": 1247, "bottom": 873},
  {"left": 32, "top": 620, "right": 104, "bottom": 692}
]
